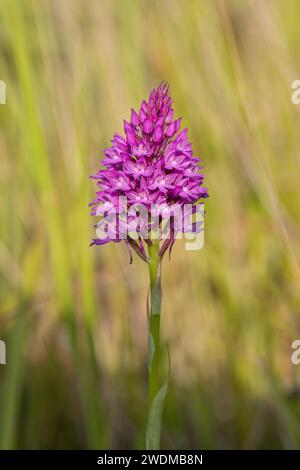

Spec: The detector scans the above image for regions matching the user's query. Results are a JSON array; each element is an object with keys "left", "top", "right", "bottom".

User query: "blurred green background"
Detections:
[{"left": 1, "top": 0, "right": 300, "bottom": 450}]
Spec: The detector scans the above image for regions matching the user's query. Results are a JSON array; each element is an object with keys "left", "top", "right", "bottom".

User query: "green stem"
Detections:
[{"left": 147, "top": 241, "right": 162, "bottom": 447}]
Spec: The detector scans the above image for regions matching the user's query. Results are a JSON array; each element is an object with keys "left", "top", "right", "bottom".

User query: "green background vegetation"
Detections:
[{"left": 1, "top": 0, "right": 300, "bottom": 449}]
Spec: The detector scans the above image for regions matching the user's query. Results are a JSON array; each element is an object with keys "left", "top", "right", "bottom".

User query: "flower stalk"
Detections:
[
  {"left": 146, "top": 240, "right": 169, "bottom": 450},
  {"left": 148, "top": 241, "right": 162, "bottom": 406}
]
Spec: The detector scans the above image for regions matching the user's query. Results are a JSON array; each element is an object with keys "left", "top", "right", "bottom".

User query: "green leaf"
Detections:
[{"left": 146, "top": 381, "right": 168, "bottom": 450}]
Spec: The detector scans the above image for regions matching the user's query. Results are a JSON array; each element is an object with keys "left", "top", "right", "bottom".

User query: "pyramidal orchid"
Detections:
[{"left": 90, "top": 82, "right": 208, "bottom": 449}]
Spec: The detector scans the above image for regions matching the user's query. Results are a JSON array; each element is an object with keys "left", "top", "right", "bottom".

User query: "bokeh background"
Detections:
[{"left": 1, "top": 0, "right": 300, "bottom": 450}]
